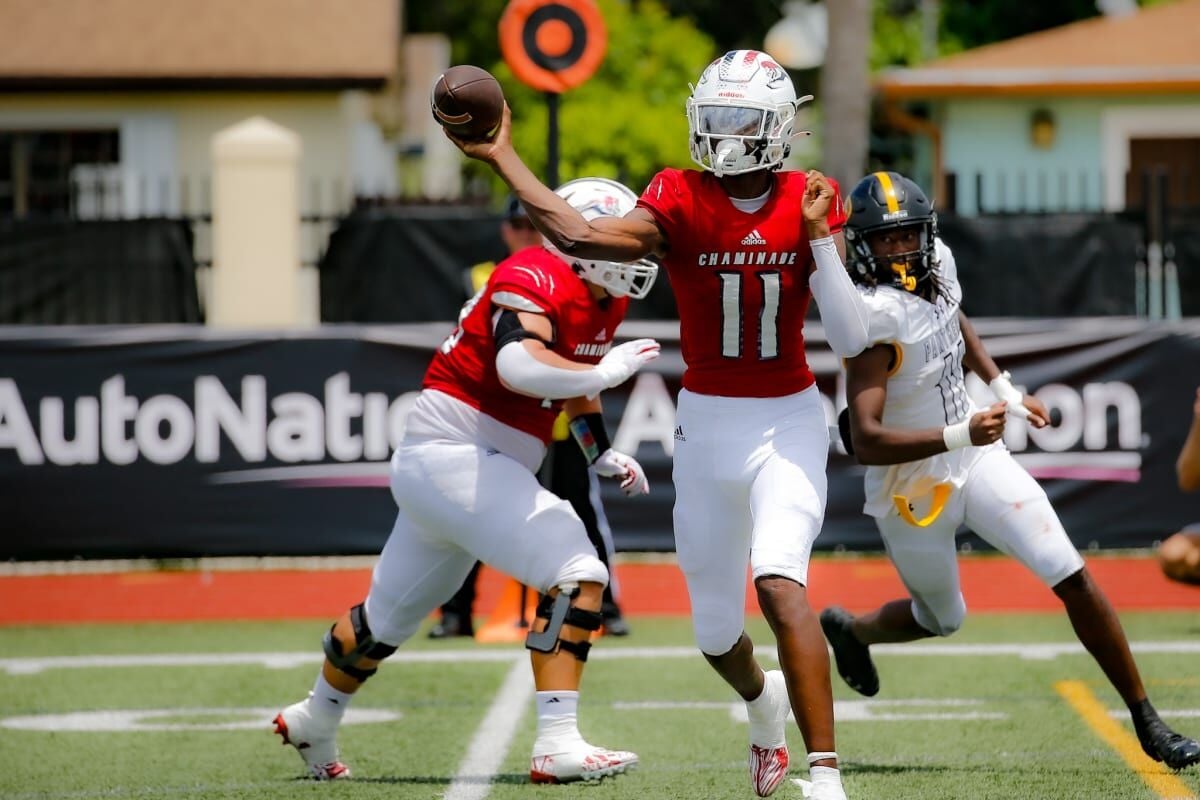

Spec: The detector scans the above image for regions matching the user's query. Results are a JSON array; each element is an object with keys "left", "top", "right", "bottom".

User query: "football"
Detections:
[{"left": 431, "top": 65, "right": 505, "bottom": 141}]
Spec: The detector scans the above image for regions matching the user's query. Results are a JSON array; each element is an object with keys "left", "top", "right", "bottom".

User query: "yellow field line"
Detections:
[{"left": 1055, "top": 680, "right": 1197, "bottom": 800}]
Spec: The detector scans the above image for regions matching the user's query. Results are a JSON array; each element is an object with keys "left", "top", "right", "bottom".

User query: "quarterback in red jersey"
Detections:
[
  {"left": 273, "top": 178, "right": 659, "bottom": 785},
  {"left": 448, "top": 50, "right": 869, "bottom": 800}
]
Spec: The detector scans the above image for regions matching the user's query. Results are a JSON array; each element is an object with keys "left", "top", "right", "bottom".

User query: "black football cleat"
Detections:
[
  {"left": 601, "top": 602, "right": 631, "bottom": 637},
  {"left": 1131, "top": 701, "right": 1200, "bottom": 770},
  {"left": 819, "top": 606, "right": 879, "bottom": 697},
  {"left": 427, "top": 612, "right": 474, "bottom": 640}
]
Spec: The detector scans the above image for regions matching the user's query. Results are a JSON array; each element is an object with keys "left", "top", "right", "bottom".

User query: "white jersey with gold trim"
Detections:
[{"left": 857, "top": 238, "right": 999, "bottom": 518}]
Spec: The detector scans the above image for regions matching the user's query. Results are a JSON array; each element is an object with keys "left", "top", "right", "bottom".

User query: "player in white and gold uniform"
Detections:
[{"left": 821, "top": 172, "right": 1199, "bottom": 770}]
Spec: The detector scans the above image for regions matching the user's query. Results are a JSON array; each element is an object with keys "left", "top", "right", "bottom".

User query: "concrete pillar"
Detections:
[{"left": 209, "top": 116, "right": 304, "bottom": 327}]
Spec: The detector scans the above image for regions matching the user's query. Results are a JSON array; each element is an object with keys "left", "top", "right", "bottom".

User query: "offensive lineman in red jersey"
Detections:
[
  {"left": 272, "top": 178, "right": 660, "bottom": 785},
  {"left": 448, "top": 51, "right": 869, "bottom": 800}
]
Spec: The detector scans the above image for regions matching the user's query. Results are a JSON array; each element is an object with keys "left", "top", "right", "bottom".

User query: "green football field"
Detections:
[{"left": 1, "top": 613, "right": 1198, "bottom": 800}]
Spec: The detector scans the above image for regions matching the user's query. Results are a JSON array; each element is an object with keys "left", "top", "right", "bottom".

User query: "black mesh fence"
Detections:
[{"left": 0, "top": 217, "right": 202, "bottom": 324}]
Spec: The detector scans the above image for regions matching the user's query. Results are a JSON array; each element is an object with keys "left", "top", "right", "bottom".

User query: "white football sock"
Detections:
[
  {"left": 533, "top": 690, "right": 584, "bottom": 752},
  {"left": 746, "top": 671, "right": 786, "bottom": 747},
  {"left": 309, "top": 673, "right": 353, "bottom": 723}
]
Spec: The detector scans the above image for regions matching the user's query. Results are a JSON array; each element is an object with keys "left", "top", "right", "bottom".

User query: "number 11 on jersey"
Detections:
[{"left": 718, "top": 271, "right": 781, "bottom": 360}]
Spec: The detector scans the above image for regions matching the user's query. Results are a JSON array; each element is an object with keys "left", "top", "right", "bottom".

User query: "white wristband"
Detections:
[{"left": 942, "top": 419, "right": 972, "bottom": 451}]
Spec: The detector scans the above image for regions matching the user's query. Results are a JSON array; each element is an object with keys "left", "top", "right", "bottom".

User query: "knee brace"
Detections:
[
  {"left": 322, "top": 603, "right": 398, "bottom": 682},
  {"left": 525, "top": 583, "right": 603, "bottom": 662}
]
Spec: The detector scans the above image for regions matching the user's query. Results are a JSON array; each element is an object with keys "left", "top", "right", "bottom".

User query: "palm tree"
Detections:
[{"left": 819, "top": 0, "right": 871, "bottom": 189}]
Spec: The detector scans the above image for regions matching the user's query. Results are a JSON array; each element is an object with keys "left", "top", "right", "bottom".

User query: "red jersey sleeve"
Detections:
[
  {"left": 826, "top": 176, "right": 847, "bottom": 234},
  {"left": 488, "top": 253, "right": 561, "bottom": 317},
  {"left": 637, "top": 168, "right": 688, "bottom": 244}
]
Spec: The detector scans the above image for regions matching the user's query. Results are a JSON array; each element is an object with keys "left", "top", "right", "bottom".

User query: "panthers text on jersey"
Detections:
[
  {"left": 857, "top": 238, "right": 990, "bottom": 517},
  {"left": 637, "top": 168, "right": 845, "bottom": 397},
  {"left": 423, "top": 246, "right": 629, "bottom": 442}
]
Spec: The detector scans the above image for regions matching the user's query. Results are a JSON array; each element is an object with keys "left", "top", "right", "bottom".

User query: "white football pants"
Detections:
[
  {"left": 672, "top": 385, "right": 829, "bottom": 655},
  {"left": 876, "top": 447, "right": 1085, "bottom": 636},
  {"left": 364, "top": 437, "right": 607, "bottom": 646}
]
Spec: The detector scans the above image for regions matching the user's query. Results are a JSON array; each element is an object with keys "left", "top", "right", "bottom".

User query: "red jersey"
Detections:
[
  {"left": 423, "top": 246, "right": 629, "bottom": 442},
  {"left": 637, "top": 168, "right": 845, "bottom": 397}
]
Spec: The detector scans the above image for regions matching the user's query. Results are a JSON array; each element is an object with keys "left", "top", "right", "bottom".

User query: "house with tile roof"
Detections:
[
  {"left": 876, "top": 0, "right": 1200, "bottom": 216},
  {"left": 0, "top": 0, "right": 401, "bottom": 222}
]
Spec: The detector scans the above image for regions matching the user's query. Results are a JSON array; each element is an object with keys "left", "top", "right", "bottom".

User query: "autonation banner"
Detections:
[{"left": 1, "top": 319, "right": 1197, "bottom": 559}]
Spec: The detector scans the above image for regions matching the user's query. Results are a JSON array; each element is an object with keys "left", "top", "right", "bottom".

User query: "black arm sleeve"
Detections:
[{"left": 493, "top": 308, "right": 552, "bottom": 353}]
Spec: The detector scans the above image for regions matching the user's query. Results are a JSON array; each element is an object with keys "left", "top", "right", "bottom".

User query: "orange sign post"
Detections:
[{"left": 499, "top": 0, "right": 607, "bottom": 186}]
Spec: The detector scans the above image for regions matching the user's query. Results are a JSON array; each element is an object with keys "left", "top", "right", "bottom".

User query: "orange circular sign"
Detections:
[{"left": 499, "top": 0, "right": 607, "bottom": 93}]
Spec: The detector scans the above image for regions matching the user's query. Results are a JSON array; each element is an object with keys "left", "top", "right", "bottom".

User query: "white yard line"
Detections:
[
  {"left": 444, "top": 656, "right": 533, "bottom": 800},
  {"left": 5, "top": 640, "right": 1200, "bottom": 676}
]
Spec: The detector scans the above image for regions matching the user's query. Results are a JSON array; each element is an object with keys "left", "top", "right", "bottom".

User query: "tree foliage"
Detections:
[
  {"left": 412, "top": 1, "right": 715, "bottom": 194},
  {"left": 872, "top": 0, "right": 1173, "bottom": 69},
  {"left": 408, "top": 0, "right": 1176, "bottom": 196}
]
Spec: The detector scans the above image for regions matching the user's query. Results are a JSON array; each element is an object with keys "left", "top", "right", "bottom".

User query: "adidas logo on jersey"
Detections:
[
  {"left": 740, "top": 228, "right": 767, "bottom": 246},
  {"left": 594, "top": 328, "right": 607, "bottom": 341},
  {"left": 674, "top": 425, "right": 686, "bottom": 442}
]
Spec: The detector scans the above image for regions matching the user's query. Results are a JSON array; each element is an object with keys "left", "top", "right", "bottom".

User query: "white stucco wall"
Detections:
[
  {"left": 937, "top": 94, "right": 1199, "bottom": 215},
  {"left": 0, "top": 90, "right": 395, "bottom": 216}
]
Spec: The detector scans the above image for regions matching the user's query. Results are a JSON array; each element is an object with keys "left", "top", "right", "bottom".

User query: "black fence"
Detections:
[
  {"left": 0, "top": 217, "right": 202, "bottom": 324},
  {"left": 2, "top": 174, "right": 1198, "bottom": 325},
  {"left": 316, "top": 205, "right": 1197, "bottom": 321},
  {"left": 0, "top": 175, "right": 346, "bottom": 324}
]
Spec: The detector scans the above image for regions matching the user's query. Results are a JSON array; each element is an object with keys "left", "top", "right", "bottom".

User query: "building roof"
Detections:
[
  {"left": 0, "top": 0, "right": 397, "bottom": 89},
  {"left": 878, "top": 0, "right": 1200, "bottom": 98}
]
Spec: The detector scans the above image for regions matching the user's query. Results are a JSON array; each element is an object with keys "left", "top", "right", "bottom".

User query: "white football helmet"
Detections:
[
  {"left": 545, "top": 177, "right": 659, "bottom": 299},
  {"left": 686, "top": 49, "right": 812, "bottom": 177}
]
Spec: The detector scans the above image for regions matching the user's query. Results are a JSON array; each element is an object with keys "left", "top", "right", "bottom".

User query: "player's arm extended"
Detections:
[
  {"left": 451, "top": 105, "right": 665, "bottom": 261},
  {"left": 494, "top": 309, "right": 659, "bottom": 400},
  {"left": 960, "top": 311, "right": 1048, "bottom": 427},
  {"left": 1178, "top": 388, "right": 1200, "bottom": 492},
  {"left": 846, "top": 345, "right": 1008, "bottom": 464}
]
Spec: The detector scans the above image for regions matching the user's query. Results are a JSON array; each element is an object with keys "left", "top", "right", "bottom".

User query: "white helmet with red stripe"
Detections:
[
  {"left": 687, "top": 49, "right": 812, "bottom": 177},
  {"left": 544, "top": 177, "right": 659, "bottom": 299}
]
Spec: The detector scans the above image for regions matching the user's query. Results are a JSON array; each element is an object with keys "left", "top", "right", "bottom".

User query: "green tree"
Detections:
[{"left": 872, "top": 0, "right": 1173, "bottom": 69}]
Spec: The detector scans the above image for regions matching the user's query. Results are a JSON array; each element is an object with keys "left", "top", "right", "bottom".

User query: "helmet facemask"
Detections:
[
  {"left": 687, "top": 96, "right": 803, "bottom": 176},
  {"left": 574, "top": 257, "right": 660, "bottom": 299},
  {"left": 686, "top": 50, "right": 811, "bottom": 177},
  {"left": 846, "top": 219, "right": 941, "bottom": 300}
]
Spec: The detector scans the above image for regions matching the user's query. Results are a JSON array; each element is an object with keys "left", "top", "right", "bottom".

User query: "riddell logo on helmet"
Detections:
[{"left": 883, "top": 210, "right": 910, "bottom": 221}]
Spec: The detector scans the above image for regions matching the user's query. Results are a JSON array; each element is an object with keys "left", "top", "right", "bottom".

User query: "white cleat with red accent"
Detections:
[
  {"left": 273, "top": 699, "right": 351, "bottom": 781},
  {"left": 529, "top": 743, "right": 639, "bottom": 784},
  {"left": 747, "top": 670, "right": 791, "bottom": 797}
]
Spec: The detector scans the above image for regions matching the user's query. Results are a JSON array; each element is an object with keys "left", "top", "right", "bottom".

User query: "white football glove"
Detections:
[
  {"left": 593, "top": 448, "right": 650, "bottom": 496},
  {"left": 590, "top": 338, "right": 660, "bottom": 398}
]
